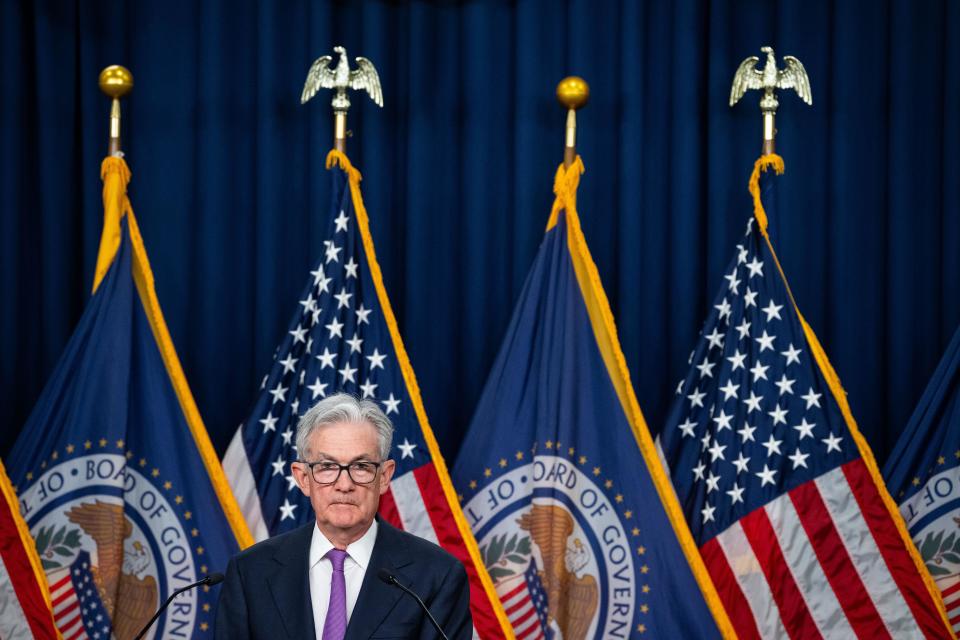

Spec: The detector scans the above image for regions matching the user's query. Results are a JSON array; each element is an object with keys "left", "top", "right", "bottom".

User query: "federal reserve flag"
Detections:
[
  {"left": 6, "top": 157, "right": 252, "bottom": 640},
  {"left": 452, "top": 158, "right": 735, "bottom": 639},
  {"left": 884, "top": 324, "right": 960, "bottom": 634},
  {"left": 659, "top": 155, "right": 953, "bottom": 639},
  {"left": 222, "top": 151, "right": 512, "bottom": 638}
]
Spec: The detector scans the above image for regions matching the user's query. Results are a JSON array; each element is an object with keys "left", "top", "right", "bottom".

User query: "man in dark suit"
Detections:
[{"left": 215, "top": 393, "right": 472, "bottom": 639}]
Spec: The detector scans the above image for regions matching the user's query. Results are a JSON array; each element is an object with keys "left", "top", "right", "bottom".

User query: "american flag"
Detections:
[
  {"left": 943, "top": 581, "right": 960, "bottom": 632},
  {"left": 659, "top": 161, "right": 952, "bottom": 639},
  {"left": 222, "top": 152, "right": 508, "bottom": 638},
  {"left": 498, "top": 561, "right": 552, "bottom": 640},
  {"left": 48, "top": 551, "right": 110, "bottom": 640},
  {"left": 0, "top": 460, "right": 59, "bottom": 639}
]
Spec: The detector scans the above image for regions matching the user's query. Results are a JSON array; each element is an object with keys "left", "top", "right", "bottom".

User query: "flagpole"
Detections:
[
  {"left": 98, "top": 65, "right": 134, "bottom": 156},
  {"left": 334, "top": 109, "right": 347, "bottom": 153},
  {"left": 556, "top": 76, "right": 589, "bottom": 168}
]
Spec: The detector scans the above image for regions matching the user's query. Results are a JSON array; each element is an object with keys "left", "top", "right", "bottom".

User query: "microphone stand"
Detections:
[
  {"left": 377, "top": 569, "right": 449, "bottom": 640},
  {"left": 133, "top": 573, "right": 224, "bottom": 640}
]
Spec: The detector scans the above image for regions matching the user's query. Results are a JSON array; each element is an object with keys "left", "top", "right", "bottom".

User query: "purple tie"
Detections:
[{"left": 322, "top": 549, "right": 348, "bottom": 640}]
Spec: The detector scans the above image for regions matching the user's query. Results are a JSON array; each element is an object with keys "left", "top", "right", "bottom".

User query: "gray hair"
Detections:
[{"left": 295, "top": 392, "right": 394, "bottom": 461}]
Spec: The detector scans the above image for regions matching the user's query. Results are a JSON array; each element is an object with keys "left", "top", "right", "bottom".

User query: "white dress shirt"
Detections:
[{"left": 308, "top": 520, "right": 378, "bottom": 635}]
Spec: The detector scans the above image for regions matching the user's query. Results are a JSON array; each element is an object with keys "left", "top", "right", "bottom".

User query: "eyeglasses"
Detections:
[{"left": 302, "top": 460, "right": 382, "bottom": 485}]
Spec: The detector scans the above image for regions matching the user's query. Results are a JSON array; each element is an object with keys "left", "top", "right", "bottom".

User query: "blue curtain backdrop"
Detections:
[{"left": 2, "top": 0, "right": 958, "bottom": 468}]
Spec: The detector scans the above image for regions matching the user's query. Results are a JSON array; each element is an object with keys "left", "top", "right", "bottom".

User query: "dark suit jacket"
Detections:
[{"left": 214, "top": 518, "right": 473, "bottom": 639}]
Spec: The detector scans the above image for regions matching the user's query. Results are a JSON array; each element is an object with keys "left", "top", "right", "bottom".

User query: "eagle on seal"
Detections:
[
  {"left": 66, "top": 500, "right": 158, "bottom": 640},
  {"left": 518, "top": 504, "right": 598, "bottom": 640}
]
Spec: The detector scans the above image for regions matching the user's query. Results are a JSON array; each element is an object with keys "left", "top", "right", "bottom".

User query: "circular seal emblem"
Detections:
[
  {"left": 901, "top": 465, "right": 960, "bottom": 598},
  {"left": 17, "top": 447, "right": 207, "bottom": 639},
  {"left": 462, "top": 452, "right": 647, "bottom": 639}
]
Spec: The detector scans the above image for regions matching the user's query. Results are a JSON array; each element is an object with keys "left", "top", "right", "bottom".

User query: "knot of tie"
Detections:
[{"left": 326, "top": 548, "right": 348, "bottom": 572}]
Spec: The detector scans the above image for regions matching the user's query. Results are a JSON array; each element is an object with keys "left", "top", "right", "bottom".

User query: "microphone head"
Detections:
[
  {"left": 376, "top": 568, "right": 396, "bottom": 585},
  {"left": 205, "top": 573, "right": 225, "bottom": 586}
]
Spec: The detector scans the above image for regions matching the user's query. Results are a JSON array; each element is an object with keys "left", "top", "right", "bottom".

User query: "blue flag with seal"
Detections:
[
  {"left": 452, "top": 157, "right": 734, "bottom": 639},
  {"left": 7, "top": 157, "right": 253, "bottom": 640},
  {"left": 884, "top": 323, "right": 960, "bottom": 634}
]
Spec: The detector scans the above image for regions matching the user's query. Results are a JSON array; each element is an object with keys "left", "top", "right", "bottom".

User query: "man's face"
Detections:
[{"left": 291, "top": 421, "right": 394, "bottom": 545}]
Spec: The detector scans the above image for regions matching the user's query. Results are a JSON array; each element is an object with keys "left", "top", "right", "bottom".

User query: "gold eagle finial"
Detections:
[
  {"left": 730, "top": 46, "right": 812, "bottom": 154},
  {"left": 730, "top": 46, "right": 812, "bottom": 108},
  {"left": 301, "top": 46, "right": 383, "bottom": 152},
  {"left": 301, "top": 45, "right": 383, "bottom": 109}
]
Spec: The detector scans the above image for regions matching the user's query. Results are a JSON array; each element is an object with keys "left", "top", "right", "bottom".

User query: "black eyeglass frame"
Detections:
[{"left": 301, "top": 460, "right": 383, "bottom": 485}]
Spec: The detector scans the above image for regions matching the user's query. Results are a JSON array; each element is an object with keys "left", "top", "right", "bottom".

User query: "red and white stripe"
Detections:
[
  {"left": 222, "top": 428, "right": 270, "bottom": 541},
  {"left": 47, "top": 568, "right": 88, "bottom": 640},
  {"left": 0, "top": 476, "right": 59, "bottom": 640},
  {"left": 0, "top": 554, "right": 37, "bottom": 639},
  {"left": 497, "top": 574, "right": 545, "bottom": 640},
  {"left": 938, "top": 580, "right": 960, "bottom": 633},
  {"left": 701, "top": 459, "right": 949, "bottom": 639},
  {"left": 382, "top": 466, "right": 440, "bottom": 544},
  {"left": 380, "top": 462, "right": 497, "bottom": 638}
]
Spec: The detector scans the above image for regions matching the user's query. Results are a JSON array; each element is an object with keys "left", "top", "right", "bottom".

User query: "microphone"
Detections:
[
  {"left": 377, "top": 568, "right": 449, "bottom": 640},
  {"left": 133, "top": 573, "right": 225, "bottom": 640}
]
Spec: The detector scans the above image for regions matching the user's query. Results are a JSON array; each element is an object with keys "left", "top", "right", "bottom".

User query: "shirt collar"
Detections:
[{"left": 309, "top": 519, "right": 379, "bottom": 570}]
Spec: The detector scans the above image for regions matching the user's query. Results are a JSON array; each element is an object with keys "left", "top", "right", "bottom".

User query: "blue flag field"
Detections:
[
  {"left": 6, "top": 158, "right": 252, "bottom": 640},
  {"left": 885, "top": 324, "right": 960, "bottom": 634},
  {"left": 452, "top": 158, "right": 733, "bottom": 639}
]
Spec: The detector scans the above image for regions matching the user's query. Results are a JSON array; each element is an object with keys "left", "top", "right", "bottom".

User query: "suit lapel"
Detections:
[
  {"left": 267, "top": 524, "right": 316, "bottom": 640},
  {"left": 344, "top": 520, "right": 414, "bottom": 640}
]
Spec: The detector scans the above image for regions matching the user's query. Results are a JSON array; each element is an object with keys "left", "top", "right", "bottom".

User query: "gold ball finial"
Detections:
[
  {"left": 98, "top": 65, "right": 134, "bottom": 99},
  {"left": 556, "top": 76, "right": 589, "bottom": 110}
]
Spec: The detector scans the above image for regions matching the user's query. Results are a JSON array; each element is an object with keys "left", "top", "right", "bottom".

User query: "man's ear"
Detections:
[
  {"left": 378, "top": 459, "right": 396, "bottom": 494},
  {"left": 291, "top": 462, "right": 313, "bottom": 497}
]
